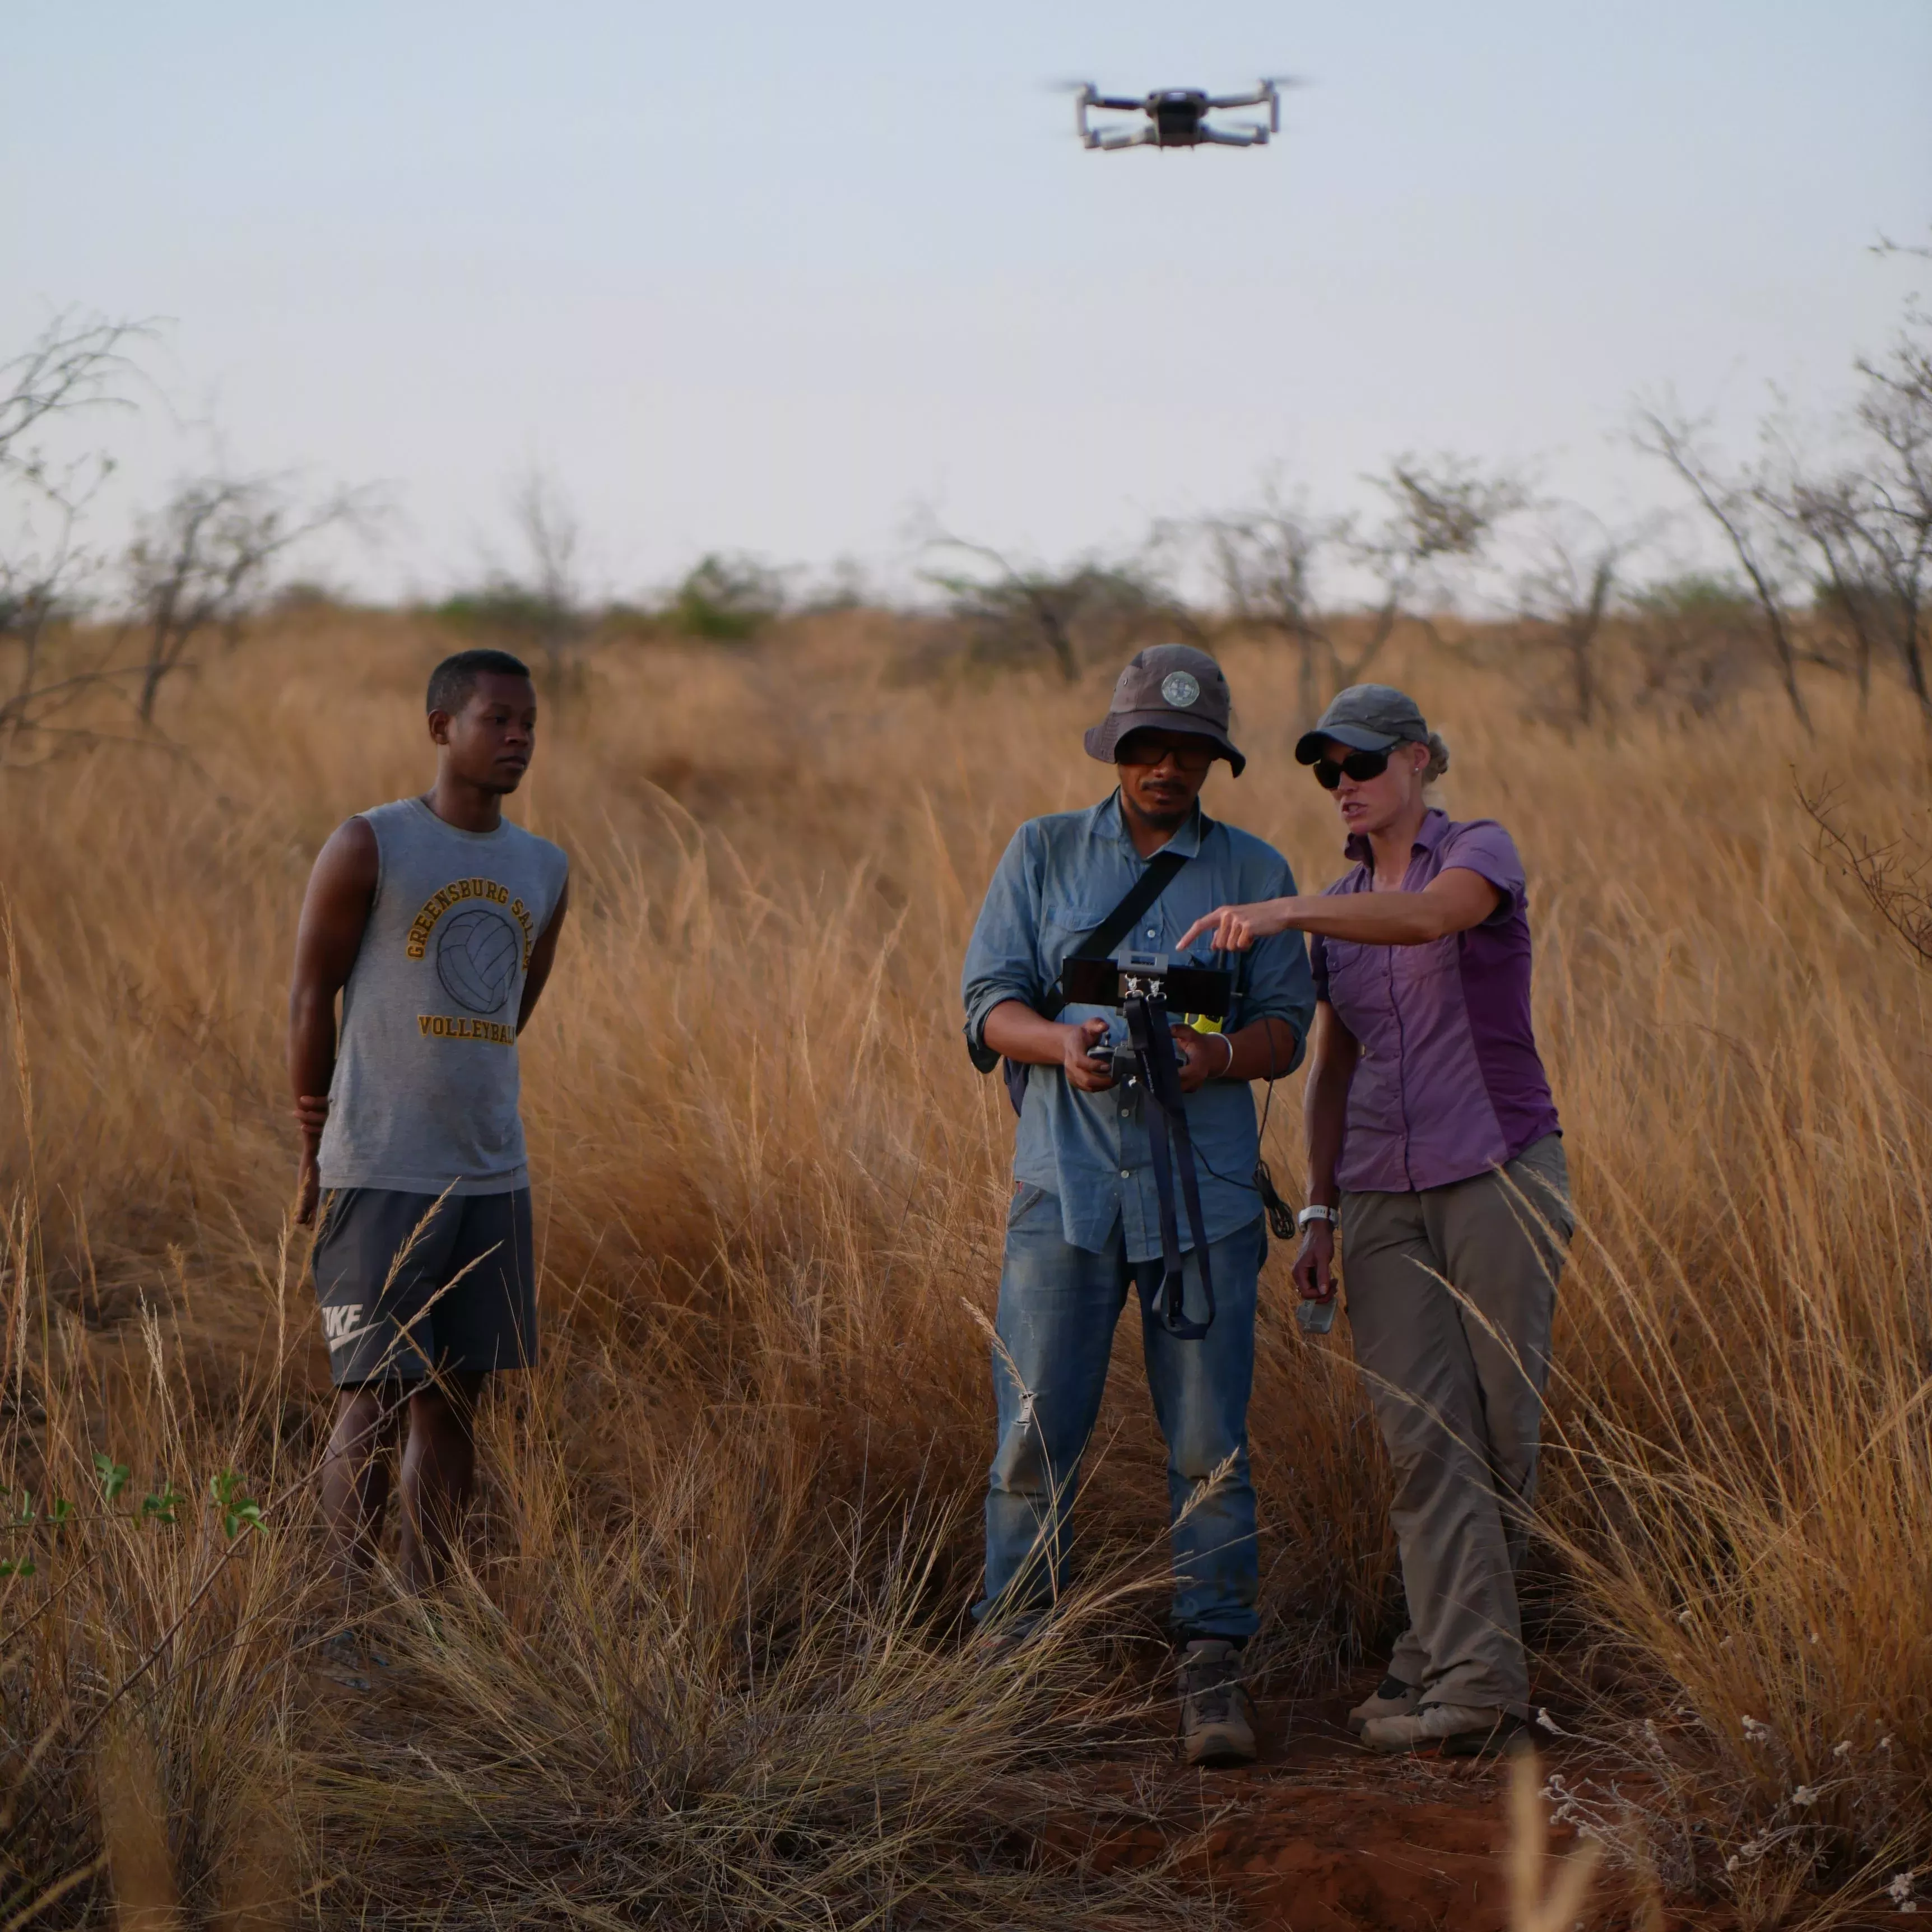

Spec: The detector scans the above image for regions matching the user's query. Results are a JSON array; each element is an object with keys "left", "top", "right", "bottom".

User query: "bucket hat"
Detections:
[{"left": 1084, "top": 644, "right": 1244, "bottom": 778}]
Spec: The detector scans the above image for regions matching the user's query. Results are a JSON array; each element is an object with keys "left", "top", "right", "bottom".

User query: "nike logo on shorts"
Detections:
[{"left": 321, "top": 1302, "right": 366, "bottom": 1350}]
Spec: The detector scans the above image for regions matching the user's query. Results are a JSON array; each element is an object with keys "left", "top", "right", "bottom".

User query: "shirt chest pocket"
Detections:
[
  {"left": 1041, "top": 897, "right": 1120, "bottom": 978},
  {"left": 1323, "top": 939, "right": 1378, "bottom": 1014},
  {"left": 1392, "top": 931, "right": 1461, "bottom": 991}
]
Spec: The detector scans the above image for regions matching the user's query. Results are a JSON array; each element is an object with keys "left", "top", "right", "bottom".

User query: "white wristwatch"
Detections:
[{"left": 1297, "top": 1205, "right": 1339, "bottom": 1228}]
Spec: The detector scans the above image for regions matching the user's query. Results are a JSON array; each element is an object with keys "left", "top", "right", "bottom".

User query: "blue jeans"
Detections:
[{"left": 974, "top": 1186, "right": 1264, "bottom": 1641}]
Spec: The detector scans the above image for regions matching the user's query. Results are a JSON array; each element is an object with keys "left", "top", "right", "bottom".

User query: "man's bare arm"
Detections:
[
  {"left": 287, "top": 817, "right": 378, "bottom": 1225},
  {"left": 1216, "top": 1015, "right": 1302, "bottom": 1085},
  {"left": 516, "top": 877, "right": 570, "bottom": 1032},
  {"left": 984, "top": 1002, "right": 1301, "bottom": 1097},
  {"left": 982, "top": 998, "right": 1118, "bottom": 1092}
]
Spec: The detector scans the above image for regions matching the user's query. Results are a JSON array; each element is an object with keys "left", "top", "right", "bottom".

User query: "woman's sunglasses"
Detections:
[{"left": 1312, "top": 748, "right": 1391, "bottom": 789}]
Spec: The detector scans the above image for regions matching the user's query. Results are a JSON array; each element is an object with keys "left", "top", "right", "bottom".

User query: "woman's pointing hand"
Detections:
[{"left": 1177, "top": 899, "right": 1296, "bottom": 954}]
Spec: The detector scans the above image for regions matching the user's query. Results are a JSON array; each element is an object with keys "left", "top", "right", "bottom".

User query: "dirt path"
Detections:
[{"left": 1069, "top": 1673, "right": 1700, "bottom": 1932}]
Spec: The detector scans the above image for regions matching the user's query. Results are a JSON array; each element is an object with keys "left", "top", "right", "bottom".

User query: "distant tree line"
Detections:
[
  {"left": 2, "top": 253, "right": 1926, "bottom": 755},
  {"left": 913, "top": 251, "right": 1929, "bottom": 733}
]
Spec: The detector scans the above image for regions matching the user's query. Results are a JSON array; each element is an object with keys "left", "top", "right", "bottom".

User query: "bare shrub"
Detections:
[
  {"left": 1199, "top": 491, "right": 1346, "bottom": 725},
  {"left": 1625, "top": 573, "right": 1766, "bottom": 717},
  {"left": 1200, "top": 456, "right": 1525, "bottom": 726},
  {"left": 438, "top": 467, "right": 592, "bottom": 695},
  {"left": 924, "top": 536, "right": 1192, "bottom": 681},
  {"left": 123, "top": 471, "right": 374, "bottom": 724},
  {"left": 1636, "top": 408, "right": 1815, "bottom": 730},
  {"left": 1506, "top": 509, "right": 1638, "bottom": 727},
  {"left": 0, "top": 313, "right": 142, "bottom": 470},
  {"left": 1799, "top": 778, "right": 1932, "bottom": 965},
  {"left": 1779, "top": 313, "right": 1932, "bottom": 714},
  {"left": 664, "top": 550, "right": 791, "bottom": 640},
  {"left": 1639, "top": 286, "right": 1932, "bottom": 731},
  {"left": 0, "top": 314, "right": 145, "bottom": 764}
]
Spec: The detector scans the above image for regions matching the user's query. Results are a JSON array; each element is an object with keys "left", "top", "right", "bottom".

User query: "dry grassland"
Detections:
[{"left": 2, "top": 610, "right": 1929, "bottom": 1929}]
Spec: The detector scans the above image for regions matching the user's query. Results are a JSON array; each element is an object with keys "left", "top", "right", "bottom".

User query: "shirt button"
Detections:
[
  {"left": 1145, "top": 927, "right": 1157, "bottom": 937},
  {"left": 1120, "top": 1168, "right": 1131, "bottom": 1179},
  {"left": 1119, "top": 1107, "right": 1131, "bottom": 1118}
]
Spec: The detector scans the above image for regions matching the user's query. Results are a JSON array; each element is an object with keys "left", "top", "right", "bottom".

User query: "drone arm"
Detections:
[
  {"left": 1090, "top": 124, "right": 1154, "bottom": 150},
  {"left": 1090, "top": 93, "right": 1144, "bottom": 111},
  {"left": 1198, "top": 123, "right": 1268, "bottom": 147},
  {"left": 1208, "top": 81, "right": 1282, "bottom": 130}
]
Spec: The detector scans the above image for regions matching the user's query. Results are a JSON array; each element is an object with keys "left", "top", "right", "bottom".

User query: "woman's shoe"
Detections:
[
  {"left": 1360, "top": 1703, "right": 1524, "bottom": 1757},
  {"left": 1345, "top": 1674, "right": 1419, "bottom": 1734}
]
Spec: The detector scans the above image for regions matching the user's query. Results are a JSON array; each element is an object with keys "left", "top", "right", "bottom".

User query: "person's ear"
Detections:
[{"left": 428, "top": 708, "right": 452, "bottom": 746}]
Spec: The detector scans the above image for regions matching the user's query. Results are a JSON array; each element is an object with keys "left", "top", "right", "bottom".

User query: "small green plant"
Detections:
[
  {"left": 94, "top": 1451, "right": 131, "bottom": 1503},
  {"left": 210, "top": 1469, "right": 264, "bottom": 1538},
  {"left": 3, "top": 1492, "right": 35, "bottom": 1577},
  {"left": 140, "top": 1485, "right": 182, "bottom": 1525}
]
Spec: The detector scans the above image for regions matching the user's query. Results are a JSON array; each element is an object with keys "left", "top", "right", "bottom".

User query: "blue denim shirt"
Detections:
[{"left": 962, "top": 793, "right": 1315, "bottom": 1260}]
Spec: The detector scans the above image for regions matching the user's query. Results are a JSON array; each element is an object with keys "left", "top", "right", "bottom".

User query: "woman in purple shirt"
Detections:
[{"left": 1179, "top": 683, "right": 1571, "bottom": 1759}]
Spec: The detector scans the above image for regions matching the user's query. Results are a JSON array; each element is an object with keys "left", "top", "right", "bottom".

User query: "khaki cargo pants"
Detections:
[{"left": 1340, "top": 1134, "right": 1573, "bottom": 1716}]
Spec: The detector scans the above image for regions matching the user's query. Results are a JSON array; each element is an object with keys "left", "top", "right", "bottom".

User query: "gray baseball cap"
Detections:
[
  {"left": 1084, "top": 643, "right": 1245, "bottom": 778},
  {"left": 1294, "top": 684, "right": 1430, "bottom": 764}
]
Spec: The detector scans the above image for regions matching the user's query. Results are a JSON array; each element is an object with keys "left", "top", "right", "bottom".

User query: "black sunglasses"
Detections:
[{"left": 1312, "top": 748, "right": 1391, "bottom": 789}]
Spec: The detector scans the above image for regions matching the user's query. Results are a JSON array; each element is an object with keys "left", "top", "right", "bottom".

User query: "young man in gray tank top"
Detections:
[{"left": 289, "top": 648, "right": 569, "bottom": 1603}]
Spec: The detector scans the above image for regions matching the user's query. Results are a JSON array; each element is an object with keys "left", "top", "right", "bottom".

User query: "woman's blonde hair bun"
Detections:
[{"left": 1423, "top": 732, "right": 1451, "bottom": 783}]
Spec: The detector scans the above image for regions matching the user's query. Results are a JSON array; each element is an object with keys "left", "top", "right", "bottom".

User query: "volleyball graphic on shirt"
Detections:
[{"left": 435, "top": 907, "right": 520, "bottom": 1014}]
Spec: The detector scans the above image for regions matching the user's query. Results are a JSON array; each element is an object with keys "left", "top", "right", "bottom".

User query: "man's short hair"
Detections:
[{"left": 426, "top": 648, "right": 533, "bottom": 716}]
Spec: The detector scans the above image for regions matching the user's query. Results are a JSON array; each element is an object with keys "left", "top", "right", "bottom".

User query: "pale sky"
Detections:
[{"left": 5, "top": 1, "right": 1929, "bottom": 601}]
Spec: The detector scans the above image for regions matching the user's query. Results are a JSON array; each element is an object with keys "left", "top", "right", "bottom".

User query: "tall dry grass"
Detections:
[{"left": 1, "top": 608, "right": 1929, "bottom": 1925}]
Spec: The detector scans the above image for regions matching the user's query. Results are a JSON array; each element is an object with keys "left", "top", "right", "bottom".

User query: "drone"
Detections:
[{"left": 1072, "top": 80, "right": 1291, "bottom": 151}]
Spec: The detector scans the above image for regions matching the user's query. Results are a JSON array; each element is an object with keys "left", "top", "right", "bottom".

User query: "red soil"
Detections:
[{"left": 1062, "top": 1671, "right": 1706, "bottom": 1932}]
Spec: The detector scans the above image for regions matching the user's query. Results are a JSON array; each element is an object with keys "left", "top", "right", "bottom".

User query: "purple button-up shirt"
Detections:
[{"left": 1309, "top": 808, "right": 1560, "bottom": 1195}]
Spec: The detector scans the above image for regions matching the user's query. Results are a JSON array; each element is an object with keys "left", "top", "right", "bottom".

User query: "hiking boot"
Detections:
[
  {"left": 1346, "top": 1673, "right": 1420, "bottom": 1735},
  {"left": 1179, "top": 1639, "right": 1257, "bottom": 1766},
  {"left": 1359, "top": 1702, "right": 1524, "bottom": 1757}
]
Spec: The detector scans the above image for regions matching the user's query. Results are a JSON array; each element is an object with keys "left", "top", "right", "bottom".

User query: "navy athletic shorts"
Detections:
[{"left": 311, "top": 1186, "right": 536, "bottom": 1387}]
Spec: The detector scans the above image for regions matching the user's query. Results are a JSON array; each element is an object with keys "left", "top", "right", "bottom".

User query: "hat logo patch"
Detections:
[{"left": 1160, "top": 671, "right": 1200, "bottom": 708}]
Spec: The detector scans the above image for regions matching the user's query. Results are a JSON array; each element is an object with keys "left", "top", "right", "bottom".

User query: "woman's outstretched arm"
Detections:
[{"left": 1177, "top": 867, "right": 1502, "bottom": 953}]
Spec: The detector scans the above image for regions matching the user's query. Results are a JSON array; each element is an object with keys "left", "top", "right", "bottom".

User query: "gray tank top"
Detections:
[{"left": 317, "top": 797, "right": 569, "bottom": 1195}]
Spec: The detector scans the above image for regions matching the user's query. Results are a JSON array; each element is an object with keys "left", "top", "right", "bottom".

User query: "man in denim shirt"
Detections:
[{"left": 960, "top": 644, "right": 1315, "bottom": 1764}]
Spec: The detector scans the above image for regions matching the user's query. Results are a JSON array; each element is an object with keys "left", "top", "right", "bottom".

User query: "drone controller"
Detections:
[
  {"left": 1061, "top": 952, "right": 1232, "bottom": 1341},
  {"left": 1060, "top": 951, "right": 1232, "bottom": 1022},
  {"left": 1068, "top": 952, "right": 1230, "bottom": 1087}
]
